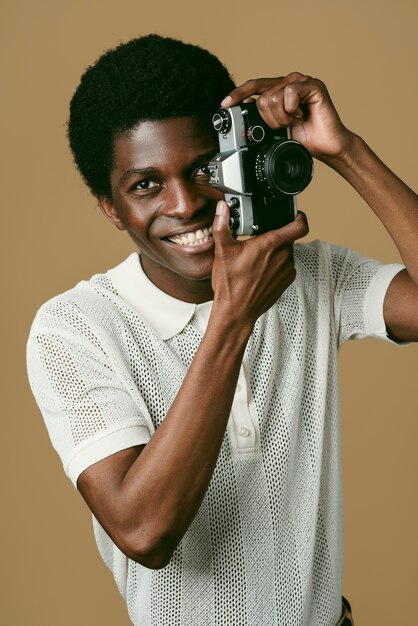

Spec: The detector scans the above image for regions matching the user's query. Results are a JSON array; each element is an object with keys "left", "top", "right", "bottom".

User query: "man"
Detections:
[{"left": 27, "top": 34, "right": 418, "bottom": 625}]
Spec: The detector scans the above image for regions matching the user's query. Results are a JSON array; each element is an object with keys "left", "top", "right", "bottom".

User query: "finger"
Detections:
[
  {"left": 258, "top": 211, "right": 309, "bottom": 249},
  {"left": 212, "top": 200, "right": 235, "bottom": 252},
  {"left": 256, "top": 75, "right": 313, "bottom": 127},
  {"left": 256, "top": 91, "right": 287, "bottom": 129},
  {"left": 257, "top": 86, "right": 303, "bottom": 129},
  {"left": 283, "top": 84, "right": 304, "bottom": 118},
  {"left": 221, "top": 73, "right": 306, "bottom": 108},
  {"left": 220, "top": 78, "right": 285, "bottom": 107},
  {"left": 281, "top": 72, "right": 315, "bottom": 115},
  {"left": 281, "top": 211, "right": 309, "bottom": 242}
]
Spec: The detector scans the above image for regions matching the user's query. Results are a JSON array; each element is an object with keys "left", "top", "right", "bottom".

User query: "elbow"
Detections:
[{"left": 119, "top": 527, "right": 179, "bottom": 570}]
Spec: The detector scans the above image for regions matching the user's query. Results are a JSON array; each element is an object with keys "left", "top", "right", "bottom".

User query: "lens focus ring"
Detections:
[{"left": 256, "top": 140, "right": 313, "bottom": 195}]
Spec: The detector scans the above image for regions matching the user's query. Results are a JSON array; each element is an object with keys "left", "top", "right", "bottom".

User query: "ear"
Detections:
[{"left": 97, "top": 196, "right": 126, "bottom": 231}]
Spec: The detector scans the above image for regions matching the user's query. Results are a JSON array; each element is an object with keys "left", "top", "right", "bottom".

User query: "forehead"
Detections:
[{"left": 112, "top": 117, "right": 218, "bottom": 173}]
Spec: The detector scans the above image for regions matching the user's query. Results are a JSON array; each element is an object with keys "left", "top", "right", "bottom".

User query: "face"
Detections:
[{"left": 99, "top": 117, "right": 222, "bottom": 303}]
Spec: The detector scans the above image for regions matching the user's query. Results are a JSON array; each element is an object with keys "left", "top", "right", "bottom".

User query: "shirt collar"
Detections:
[{"left": 107, "top": 252, "right": 197, "bottom": 340}]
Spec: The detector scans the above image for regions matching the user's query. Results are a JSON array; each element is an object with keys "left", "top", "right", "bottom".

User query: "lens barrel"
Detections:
[{"left": 255, "top": 140, "right": 313, "bottom": 195}]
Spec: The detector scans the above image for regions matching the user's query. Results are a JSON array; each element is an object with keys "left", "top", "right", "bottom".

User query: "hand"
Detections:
[
  {"left": 221, "top": 73, "right": 355, "bottom": 161},
  {"left": 211, "top": 200, "right": 309, "bottom": 329}
]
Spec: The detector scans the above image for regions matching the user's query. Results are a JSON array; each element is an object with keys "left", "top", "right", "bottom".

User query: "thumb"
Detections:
[{"left": 212, "top": 200, "right": 235, "bottom": 250}]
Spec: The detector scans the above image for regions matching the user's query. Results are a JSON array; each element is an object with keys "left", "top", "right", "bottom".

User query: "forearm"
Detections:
[
  {"left": 86, "top": 310, "right": 252, "bottom": 567},
  {"left": 322, "top": 133, "right": 418, "bottom": 284},
  {"left": 78, "top": 205, "right": 308, "bottom": 568},
  {"left": 223, "top": 75, "right": 418, "bottom": 282}
]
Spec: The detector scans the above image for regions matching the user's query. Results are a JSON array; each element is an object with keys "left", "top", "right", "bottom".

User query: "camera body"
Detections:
[{"left": 208, "top": 102, "right": 313, "bottom": 235}]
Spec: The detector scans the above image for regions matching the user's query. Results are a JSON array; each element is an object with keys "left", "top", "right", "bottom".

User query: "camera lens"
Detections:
[{"left": 255, "top": 140, "right": 313, "bottom": 195}]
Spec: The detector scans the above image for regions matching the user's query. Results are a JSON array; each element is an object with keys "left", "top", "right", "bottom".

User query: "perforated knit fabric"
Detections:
[{"left": 27, "top": 241, "right": 404, "bottom": 626}]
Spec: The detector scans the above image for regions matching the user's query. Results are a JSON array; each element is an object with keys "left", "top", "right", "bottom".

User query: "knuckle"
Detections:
[
  {"left": 257, "top": 234, "right": 274, "bottom": 254},
  {"left": 287, "top": 71, "right": 304, "bottom": 80},
  {"left": 257, "top": 95, "right": 269, "bottom": 110},
  {"left": 269, "top": 232, "right": 289, "bottom": 251},
  {"left": 215, "top": 249, "right": 229, "bottom": 261},
  {"left": 312, "top": 77, "right": 326, "bottom": 91},
  {"left": 269, "top": 92, "right": 282, "bottom": 105},
  {"left": 284, "top": 83, "right": 297, "bottom": 95}
]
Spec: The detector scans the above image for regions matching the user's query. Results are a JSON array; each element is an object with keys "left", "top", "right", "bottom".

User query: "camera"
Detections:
[{"left": 208, "top": 102, "right": 313, "bottom": 235}]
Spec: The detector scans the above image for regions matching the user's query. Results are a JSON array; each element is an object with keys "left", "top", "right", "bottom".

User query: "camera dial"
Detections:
[
  {"left": 212, "top": 110, "right": 231, "bottom": 134},
  {"left": 227, "top": 198, "right": 242, "bottom": 231}
]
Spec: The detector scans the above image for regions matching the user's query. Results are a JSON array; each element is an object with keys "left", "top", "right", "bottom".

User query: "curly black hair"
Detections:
[{"left": 68, "top": 34, "right": 235, "bottom": 198}]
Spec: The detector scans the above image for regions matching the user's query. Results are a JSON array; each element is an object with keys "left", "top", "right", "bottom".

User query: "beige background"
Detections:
[{"left": 1, "top": 1, "right": 417, "bottom": 624}]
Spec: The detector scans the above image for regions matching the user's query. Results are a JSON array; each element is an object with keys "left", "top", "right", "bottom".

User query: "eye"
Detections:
[
  {"left": 129, "top": 178, "right": 161, "bottom": 197},
  {"left": 194, "top": 164, "right": 211, "bottom": 183},
  {"left": 135, "top": 179, "right": 159, "bottom": 191}
]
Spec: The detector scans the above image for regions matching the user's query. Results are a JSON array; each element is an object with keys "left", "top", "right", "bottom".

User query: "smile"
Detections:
[{"left": 166, "top": 226, "right": 213, "bottom": 246}]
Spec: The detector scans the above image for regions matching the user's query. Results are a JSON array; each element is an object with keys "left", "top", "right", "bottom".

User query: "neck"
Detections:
[{"left": 140, "top": 256, "right": 214, "bottom": 303}]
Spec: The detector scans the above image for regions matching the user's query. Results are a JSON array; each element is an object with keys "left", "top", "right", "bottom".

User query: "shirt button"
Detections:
[
  {"left": 236, "top": 383, "right": 241, "bottom": 393},
  {"left": 238, "top": 426, "right": 250, "bottom": 438}
]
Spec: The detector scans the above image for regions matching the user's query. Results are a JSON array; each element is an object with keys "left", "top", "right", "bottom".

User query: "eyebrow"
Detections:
[
  {"left": 119, "top": 167, "right": 158, "bottom": 186},
  {"left": 118, "top": 150, "right": 218, "bottom": 187}
]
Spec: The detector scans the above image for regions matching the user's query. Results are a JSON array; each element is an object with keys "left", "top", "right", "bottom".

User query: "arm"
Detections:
[
  {"left": 78, "top": 207, "right": 308, "bottom": 569},
  {"left": 323, "top": 136, "right": 418, "bottom": 342},
  {"left": 221, "top": 74, "right": 418, "bottom": 341}
]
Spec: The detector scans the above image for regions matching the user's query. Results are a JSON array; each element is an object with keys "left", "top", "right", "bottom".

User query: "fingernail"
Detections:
[{"left": 220, "top": 95, "right": 232, "bottom": 107}]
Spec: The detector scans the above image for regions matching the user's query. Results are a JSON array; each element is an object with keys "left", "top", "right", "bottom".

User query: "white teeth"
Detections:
[{"left": 168, "top": 226, "right": 213, "bottom": 246}]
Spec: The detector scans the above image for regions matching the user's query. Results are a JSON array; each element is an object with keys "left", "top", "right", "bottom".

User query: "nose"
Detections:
[{"left": 162, "top": 179, "right": 221, "bottom": 219}]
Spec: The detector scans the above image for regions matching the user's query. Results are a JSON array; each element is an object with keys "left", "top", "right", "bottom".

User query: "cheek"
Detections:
[{"left": 119, "top": 203, "right": 152, "bottom": 233}]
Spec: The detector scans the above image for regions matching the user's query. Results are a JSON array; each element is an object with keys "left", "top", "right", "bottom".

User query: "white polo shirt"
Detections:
[{"left": 27, "top": 241, "right": 403, "bottom": 626}]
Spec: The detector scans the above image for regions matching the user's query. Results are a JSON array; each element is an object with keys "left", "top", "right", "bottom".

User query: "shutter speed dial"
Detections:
[{"left": 212, "top": 109, "right": 232, "bottom": 134}]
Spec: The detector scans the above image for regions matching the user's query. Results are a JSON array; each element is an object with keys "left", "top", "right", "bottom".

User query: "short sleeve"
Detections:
[
  {"left": 27, "top": 300, "right": 151, "bottom": 487},
  {"left": 328, "top": 243, "right": 405, "bottom": 345}
]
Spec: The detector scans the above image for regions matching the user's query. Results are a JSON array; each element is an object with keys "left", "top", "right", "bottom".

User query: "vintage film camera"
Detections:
[{"left": 208, "top": 102, "right": 313, "bottom": 236}]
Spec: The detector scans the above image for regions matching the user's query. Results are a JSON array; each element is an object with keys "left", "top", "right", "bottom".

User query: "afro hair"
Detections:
[{"left": 68, "top": 34, "right": 235, "bottom": 198}]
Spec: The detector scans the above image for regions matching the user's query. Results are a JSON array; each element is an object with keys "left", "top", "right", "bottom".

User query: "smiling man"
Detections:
[
  {"left": 99, "top": 116, "right": 222, "bottom": 302},
  {"left": 27, "top": 34, "right": 418, "bottom": 626}
]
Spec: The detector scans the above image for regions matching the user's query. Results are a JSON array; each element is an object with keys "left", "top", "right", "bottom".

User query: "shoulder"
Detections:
[
  {"left": 292, "top": 240, "right": 404, "bottom": 317},
  {"left": 293, "top": 239, "right": 344, "bottom": 285},
  {"left": 27, "top": 256, "right": 166, "bottom": 363},
  {"left": 293, "top": 239, "right": 394, "bottom": 283},
  {"left": 294, "top": 239, "right": 359, "bottom": 266},
  {"left": 30, "top": 269, "right": 118, "bottom": 335},
  {"left": 27, "top": 257, "right": 150, "bottom": 362}
]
